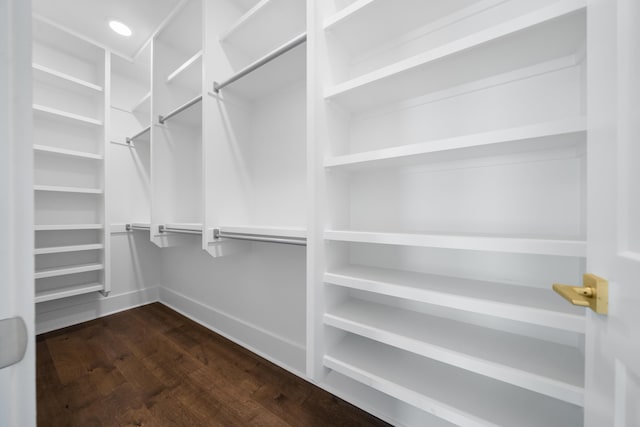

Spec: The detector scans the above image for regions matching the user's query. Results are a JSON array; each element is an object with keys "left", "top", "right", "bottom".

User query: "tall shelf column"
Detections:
[
  {"left": 309, "top": 0, "right": 587, "bottom": 425},
  {"left": 32, "top": 18, "right": 110, "bottom": 304}
]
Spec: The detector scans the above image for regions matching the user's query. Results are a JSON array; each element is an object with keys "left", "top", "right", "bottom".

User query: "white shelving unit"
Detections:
[
  {"left": 205, "top": 0, "right": 307, "bottom": 255},
  {"left": 151, "top": 0, "right": 204, "bottom": 249},
  {"left": 33, "top": 18, "right": 110, "bottom": 304},
  {"left": 309, "top": 0, "right": 588, "bottom": 425}
]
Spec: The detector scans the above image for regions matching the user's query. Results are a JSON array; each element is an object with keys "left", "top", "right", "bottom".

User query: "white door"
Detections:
[
  {"left": 585, "top": 0, "right": 640, "bottom": 426},
  {"left": 0, "top": 0, "right": 35, "bottom": 426}
]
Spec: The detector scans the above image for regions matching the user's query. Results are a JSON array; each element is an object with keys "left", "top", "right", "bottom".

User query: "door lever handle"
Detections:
[{"left": 552, "top": 273, "right": 608, "bottom": 315}]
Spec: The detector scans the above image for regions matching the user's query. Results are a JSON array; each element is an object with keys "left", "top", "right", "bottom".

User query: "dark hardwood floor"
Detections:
[{"left": 37, "top": 303, "right": 389, "bottom": 426}]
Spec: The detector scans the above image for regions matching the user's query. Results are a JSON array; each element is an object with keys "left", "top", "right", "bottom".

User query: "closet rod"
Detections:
[
  {"left": 213, "top": 229, "right": 307, "bottom": 246},
  {"left": 159, "top": 225, "right": 202, "bottom": 235},
  {"left": 126, "top": 126, "right": 151, "bottom": 144},
  {"left": 125, "top": 224, "right": 150, "bottom": 231},
  {"left": 158, "top": 95, "right": 202, "bottom": 124},
  {"left": 213, "top": 32, "right": 307, "bottom": 93}
]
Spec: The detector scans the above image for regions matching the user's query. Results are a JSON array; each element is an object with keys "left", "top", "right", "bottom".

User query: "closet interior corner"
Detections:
[{"left": 31, "top": 0, "right": 589, "bottom": 425}]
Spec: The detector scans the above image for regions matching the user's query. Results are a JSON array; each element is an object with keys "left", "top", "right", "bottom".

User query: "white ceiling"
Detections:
[{"left": 33, "top": 0, "right": 184, "bottom": 58}]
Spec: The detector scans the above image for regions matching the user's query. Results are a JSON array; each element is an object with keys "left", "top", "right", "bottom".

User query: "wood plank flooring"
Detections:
[{"left": 37, "top": 303, "right": 390, "bottom": 427}]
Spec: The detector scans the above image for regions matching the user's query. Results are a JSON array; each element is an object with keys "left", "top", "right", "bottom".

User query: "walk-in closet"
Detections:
[{"left": 2, "top": 0, "right": 639, "bottom": 426}]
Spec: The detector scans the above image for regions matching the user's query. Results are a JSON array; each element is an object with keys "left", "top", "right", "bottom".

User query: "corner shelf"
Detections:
[
  {"left": 324, "top": 2, "right": 586, "bottom": 111},
  {"left": 34, "top": 185, "right": 103, "bottom": 195},
  {"left": 35, "top": 263, "right": 104, "bottom": 279},
  {"left": 324, "top": 265, "right": 585, "bottom": 333},
  {"left": 325, "top": 230, "right": 586, "bottom": 257},
  {"left": 325, "top": 118, "right": 586, "bottom": 171},
  {"left": 33, "top": 144, "right": 103, "bottom": 160},
  {"left": 220, "top": 0, "right": 306, "bottom": 60},
  {"left": 325, "top": 335, "right": 582, "bottom": 427},
  {"left": 34, "top": 224, "right": 104, "bottom": 231},
  {"left": 325, "top": 299, "right": 584, "bottom": 405},
  {"left": 33, "top": 104, "right": 103, "bottom": 126},
  {"left": 34, "top": 243, "right": 104, "bottom": 255},
  {"left": 35, "top": 282, "right": 105, "bottom": 304},
  {"left": 32, "top": 63, "right": 103, "bottom": 93}
]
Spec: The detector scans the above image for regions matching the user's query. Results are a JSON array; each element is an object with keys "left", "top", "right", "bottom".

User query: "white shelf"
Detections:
[
  {"left": 324, "top": 265, "right": 585, "bottom": 333},
  {"left": 34, "top": 224, "right": 103, "bottom": 231},
  {"left": 325, "top": 299, "right": 584, "bottom": 405},
  {"left": 327, "top": 266, "right": 586, "bottom": 332},
  {"left": 166, "top": 51, "right": 202, "bottom": 87},
  {"left": 33, "top": 144, "right": 102, "bottom": 160},
  {"left": 325, "top": 230, "right": 586, "bottom": 257},
  {"left": 325, "top": 335, "right": 582, "bottom": 427},
  {"left": 218, "top": 225, "right": 306, "bottom": 239},
  {"left": 220, "top": 0, "right": 305, "bottom": 60},
  {"left": 35, "top": 263, "right": 104, "bottom": 279},
  {"left": 324, "top": 0, "right": 481, "bottom": 56},
  {"left": 325, "top": 118, "right": 586, "bottom": 170},
  {"left": 35, "top": 243, "right": 104, "bottom": 255},
  {"left": 32, "top": 63, "right": 103, "bottom": 93},
  {"left": 131, "top": 92, "right": 151, "bottom": 113},
  {"left": 35, "top": 282, "right": 104, "bottom": 304},
  {"left": 34, "top": 185, "right": 103, "bottom": 195},
  {"left": 325, "top": 2, "right": 586, "bottom": 111},
  {"left": 33, "top": 104, "right": 103, "bottom": 126}
]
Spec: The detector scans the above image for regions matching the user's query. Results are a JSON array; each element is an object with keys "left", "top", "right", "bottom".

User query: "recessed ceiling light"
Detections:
[{"left": 109, "top": 20, "right": 132, "bottom": 37}]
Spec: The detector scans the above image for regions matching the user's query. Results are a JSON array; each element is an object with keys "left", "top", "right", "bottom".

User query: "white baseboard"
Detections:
[
  {"left": 158, "top": 287, "right": 306, "bottom": 378},
  {"left": 36, "top": 286, "right": 159, "bottom": 334}
]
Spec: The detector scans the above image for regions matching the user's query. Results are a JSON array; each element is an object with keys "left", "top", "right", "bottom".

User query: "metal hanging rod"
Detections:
[
  {"left": 159, "top": 225, "right": 202, "bottom": 235},
  {"left": 213, "top": 32, "right": 307, "bottom": 93},
  {"left": 158, "top": 95, "right": 202, "bottom": 124},
  {"left": 213, "top": 229, "right": 306, "bottom": 246},
  {"left": 125, "top": 224, "right": 151, "bottom": 231},
  {"left": 126, "top": 126, "right": 151, "bottom": 144}
]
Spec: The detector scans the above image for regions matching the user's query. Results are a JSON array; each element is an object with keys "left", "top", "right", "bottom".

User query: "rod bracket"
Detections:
[{"left": 125, "top": 223, "right": 132, "bottom": 231}]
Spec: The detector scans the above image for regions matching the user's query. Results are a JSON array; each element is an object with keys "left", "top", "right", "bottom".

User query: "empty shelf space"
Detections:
[
  {"left": 35, "top": 243, "right": 104, "bottom": 255},
  {"left": 35, "top": 224, "right": 104, "bottom": 231},
  {"left": 32, "top": 63, "right": 103, "bottom": 93},
  {"left": 211, "top": 33, "right": 306, "bottom": 100},
  {"left": 166, "top": 51, "right": 202, "bottom": 85},
  {"left": 34, "top": 185, "right": 103, "bottom": 194},
  {"left": 324, "top": 0, "right": 482, "bottom": 55},
  {"left": 325, "top": 230, "right": 586, "bottom": 258},
  {"left": 35, "top": 282, "right": 104, "bottom": 304},
  {"left": 324, "top": 265, "right": 585, "bottom": 332},
  {"left": 33, "top": 104, "right": 103, "bottom": 126},
  {"left": 218, "top": 225, "right": 306, "bottom": 239},
  {"left": 35, "top": 263, "right": 104, "bottom": 279},
  {"left": 325, "top": 299, "right": 584, "bottom": 405},
  {"left": 325, "top": 118, "right": 586, "bottom": 170},
  {"left": 220, "top": 0, "right": 305, "bottom": 59},
  {"left": 33, "top": 144, "right": 103, "bottom": 160},
  {"left": 324, "top": 335, "right": 582, "bottom": 427},
  {"left": 325, "top": 2, "right": 586, "bottom": 111}
]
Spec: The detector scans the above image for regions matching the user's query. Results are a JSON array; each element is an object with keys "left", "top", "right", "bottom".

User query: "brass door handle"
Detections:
[{"left": 552, "top": 273, "right": 608, "bottom": 314}]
